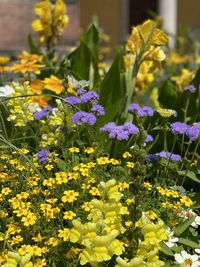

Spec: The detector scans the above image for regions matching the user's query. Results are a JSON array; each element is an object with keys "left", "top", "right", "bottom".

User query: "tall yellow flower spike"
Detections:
[{"left": 32, "top": 0, "right": 69, "bottom": 45}]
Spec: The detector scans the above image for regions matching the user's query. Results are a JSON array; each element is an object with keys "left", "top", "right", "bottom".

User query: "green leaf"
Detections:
[
  {"left": 174, "top": 215, "right": 196, "bottom": 236},
  {"left": 99, "top": 50, "right": 125, "bottom": 124},
  {"left": 177, "top": 170, "right": 200, "bottom": 183},
  {"left": 178, "top": 237, "right": 200, "bottom": 248},
  {"left": 160, "top": 242, "right": 174, "bottom": 256},
  {"left": 28, "top": 34, "right": 42, "bottom": 55},
  {"left": 57, "top": 159, "right": 67, "bottom": 171},
  {"left": 158, "top": 81, "right": 180, "bottom": 109},
  {"left": 68, "top": 24, "right": 100, "bottom": 84}
]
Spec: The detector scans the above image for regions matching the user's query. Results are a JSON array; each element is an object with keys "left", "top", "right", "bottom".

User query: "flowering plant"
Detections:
[{"left": 0, "top": 1, "right": 200, "bottom": 266}]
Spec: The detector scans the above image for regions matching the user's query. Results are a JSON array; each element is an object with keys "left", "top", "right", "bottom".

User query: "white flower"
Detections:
[
  {"left": 68, "top": 75, "right": 90, "bottom": 88},
  {"left": 164, "top": 227, "right": 178, "bottom": 248},
  {"left": 28, "top": 103, "right": 41, "bottom": 114},
  {"left": 195, "top": 249, "right": 200, "bottom": 254},
  {"left": 0, "top": 85, "right": 15, "bottom": 97},
  {"left": 182, "top": 209, "right": 200, "bottom": 228},
  {"left": 174, "top": 251, "right": 200, "bottom": 267}
]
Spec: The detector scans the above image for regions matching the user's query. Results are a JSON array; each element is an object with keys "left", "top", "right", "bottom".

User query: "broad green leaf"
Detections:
[
  {"left": 68, "top": 24, "right": 100, "bottom": 84},
  {"left": 160, "top": 242, "right": 174, "bottom": 256},
  {"left": 174, "top": 215, "right": 196, "bottom": 236},
  {"left": 158, "top": 81, "right": 180, "bottom": 109},
  {"left": 178, "top": 237, "right": 200, "bottom": 248},
  {"left": 99, "top": 50, "right": 125, "bottom": 124},
  {"left": 177, "top": 170, "right": 200, "bottom": 184}
]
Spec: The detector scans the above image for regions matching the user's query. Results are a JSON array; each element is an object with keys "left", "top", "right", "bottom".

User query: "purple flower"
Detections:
[
  {"left": 146, "top": 151, "right": 181, "bottom": 162},
  {"left": 81, "top": 91, "right": 99, "bottom": 103},
  {"left": 145, "top": 134, "right": 153, "bottom": 143},
  {"left": 146, "top": 153, "right": 160, "bottom": 162},
  {"left": 36, "top": 149, "right": 50, "bottom": 164},
  {"left": 128, "top": 103, "right": 154, "bottom": 117},
  {"left": 34, "top": 106, "right": 52, "bottom": 120},
  {"left": 171, "top": 122, "right": 188, "bottom": 135},
  {"left": 186, "top": 122, "right": 200, "bottom": 141},
  {"left": 184, "top": 84, "right": 196, "bottom": 93},
  {"left": 72, "top": 111, "right": 96, "bottom": 125},
  {"left": 159, "top": 151, "right": 182, "bottom": 161},
  {"left": 64, "top": 96, "right": 82, "bottom": 105},
  {"left": 77, "top": 88, "right": 87, "bottom": 95},
  {"left": 100, "top": 122, "right": 139, "bottom": 141},
  {"left": 91, "top": 105, "right": 105, "bottom": 116}
]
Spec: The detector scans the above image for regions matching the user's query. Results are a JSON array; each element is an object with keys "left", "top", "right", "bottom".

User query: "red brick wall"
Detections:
[{"left": 0, "top": 0, "right": 80, "bottom": 51}]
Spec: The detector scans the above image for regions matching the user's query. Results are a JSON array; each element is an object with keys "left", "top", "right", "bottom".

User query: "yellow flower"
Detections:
[
  {"left": 96, "top": 157, "right": 110, "bottom": 165},
  {"left": 122, "top": 151, "right": 132, "bottom": 158},
  {"left": 58, "top": 228, "right": 70, "bottom": 241},
  {"left": 157, "top": 108, "right": 177, "bottom": 118},
  {"left": 180, "top": 196, "right": 193, "bottom": 207},
  {"left": 21, "top": 213, "right": 37, "bottom": 227},
  {"left": 84, "top": 147, "right": 95, "bottom": 154},
  {"left": 68, "top": 147, "right": 80, "bottom": 153},
  {"left": 61, "top": 190, "right": 79, "bottom": 203},
  {"left": 44, "top": 75, "right": 64, "bottom": 94},
  {"left": 63, "top": 211, "right": 76, "bottom": 220},
  {"left": 126, "top": 20, "right": 168, "bottom": 55},
  {"left": 172, "top": 69, "right": 195, "bottom": 88},
  {"left": 81, "top": 202, "right": 94, "bottom": 212},
  {"left": 126, "top": 162, "right": 135, "bottom": 168},
  {"left": 0, "top": 56, "right": 10, "bottom": 65}
]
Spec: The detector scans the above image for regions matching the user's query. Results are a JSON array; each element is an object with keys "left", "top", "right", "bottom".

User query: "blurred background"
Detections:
[{"left": 0, "top": 0, "right": 200, "bottom": 52}]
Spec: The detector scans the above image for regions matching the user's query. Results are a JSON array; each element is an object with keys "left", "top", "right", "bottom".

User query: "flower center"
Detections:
[{"left": 183, "top": 258, "right": 193, "bottom": 267}]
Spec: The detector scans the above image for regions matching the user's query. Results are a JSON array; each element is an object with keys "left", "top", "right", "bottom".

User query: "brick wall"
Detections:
[{"left": 0, "top": 0, "right": 80, "bottom": 52}]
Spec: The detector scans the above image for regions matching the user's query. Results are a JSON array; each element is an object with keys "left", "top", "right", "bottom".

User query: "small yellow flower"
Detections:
[
  {"left": 122, "top": 151, "right": 132, "bottom": 158},
  {"left": 81, "top": 202, "right": 94, "bottom": 212},
  {"left": 84, "top": 147, "right": 95, "bottom": 154},
  {"left": 144, "top": 182, "right": 152, "bottom": 190},
  {"left": 126, "top": 162, "right": 135, "bottom": 168},
  {"left": 61, "top": 190, "right": 79, "bottom": 203},
  {"left": 21, "top": 213, "right": 37, "bottom": 227},
  {"left": 58, "top": 228, "right": 70, "bottom": 241},
  {"left": 68, "top": 147, "right": 80, "bottom": 153},
  {"left": 96, "top": 157, "right": 110, "bottom": 165},
  {"left": 63, "top": 211, "right": 76, "bottom": 220},
  {"left": 180, "top": 196, "right": 193, "bottom": 207}
]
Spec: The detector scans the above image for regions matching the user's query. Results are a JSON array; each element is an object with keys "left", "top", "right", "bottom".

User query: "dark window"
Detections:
[{"left": 129, "top": 0, "right": 158, "bottom": 31}]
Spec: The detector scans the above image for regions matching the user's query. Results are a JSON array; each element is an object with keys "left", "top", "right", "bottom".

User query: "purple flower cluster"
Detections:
[
  {"left": 184, "top": 84, "right": 196, "bottom": 93},
  {"left": 65, "top": 90, "right": 99, "bottom": 105},
  {"left": 34, "top": 106, "right": 52, "bottom": 120},
  {"left": 145, "top": 134, "right": 153, "bottom": 143},
  {"left": 100, "top": 122, "right": 139, "bottom": 140},
  {"left": 170, "top": 122, "right": 188, "bottom": 135},
  {"left": 186, "top": 122, "right": 200, "bottom": 141},
  {"left": 72, "top": 111, "right": 97, "bottom": 126},
  {"left": 91, "top": 105, "right": 105, "bottom": 116},
  {"left": 36, "top": 149, "right": 50, "bottom": 164},
  {"left": 170, "top": 121, "right": 200, "bottom": 141},
  {"left": 128, "top": 103, "right": 154, "bottom": 117},
  {"left": 146, "top": 151, "right": 182, "bottom": 162}
]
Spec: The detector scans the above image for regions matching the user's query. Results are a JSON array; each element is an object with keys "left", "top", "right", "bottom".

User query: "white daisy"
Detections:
[
  {"left": 0, "top": 85, "right": 15, "bottom": 97},
  {"left": 164, "top": 227, "right": 178, "bottom": 248},
  {"left": 174, "top": 251, "right": 200, "bottom": 267},
  {"left": 182, "top": 209, "right": 200, "bottom": 228}
]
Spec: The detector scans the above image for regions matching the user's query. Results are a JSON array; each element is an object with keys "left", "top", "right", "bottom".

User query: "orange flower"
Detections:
[
  {"left": 30, "top": 79, "right": 44, "bottom": 94},
  {"left": 44, "top": 75, "right": 64, "bottom": 94},
  {"left": 10, "top": 62, "right": 44, "bottom": 74},
  {"left": 32, "top": 95, "right": 51, "bottom": 107},
  {"left": 19, "top": 50, "right": 43, "bottom": 64}
]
